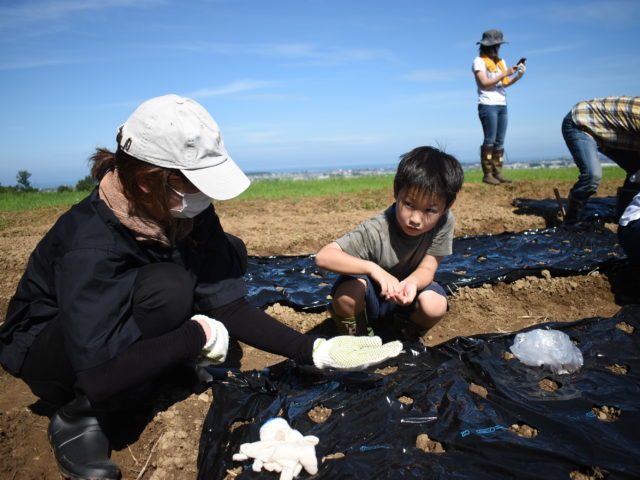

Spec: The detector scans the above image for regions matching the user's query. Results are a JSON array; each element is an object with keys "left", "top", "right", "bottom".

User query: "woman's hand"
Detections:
[
  {"left": 505, "top": 65, "right": 519, "bottom": 76},
  {"left": 192, "top": 314, "right": 229, "bottom": 365}
]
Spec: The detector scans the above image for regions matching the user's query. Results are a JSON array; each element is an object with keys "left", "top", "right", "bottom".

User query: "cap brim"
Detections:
[
  {"left": 478, "top": 40, "right": 507, "bottom": 46},
  {"left": 181, "top": 157, "right": 251, "bottom": 200}
]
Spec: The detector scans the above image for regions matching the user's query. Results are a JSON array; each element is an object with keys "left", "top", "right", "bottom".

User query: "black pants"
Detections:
[
  {"left": 20, "top": 240, "right": 317, "bottom": 406},
  {"left": 21, "top": 263, "right": 196, "bottom": 405}
]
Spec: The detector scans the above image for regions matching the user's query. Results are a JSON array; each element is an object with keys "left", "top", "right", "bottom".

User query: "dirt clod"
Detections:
[
  {"left": 469, "top": 383, "right": 488, "bottom": 398},
  {"left": 510, "top": 422, "right": 539, "bottom": 438},
  {"left": 308, "top": 405, "right": 332, "bottom": 423},
  {"left": 592, "top": 405, "right": 621, "bottom": 422},
  {"left": 539, "top": 378, "right": 560, "bottom": 392},
  {"left": 416, "top": 433, "right": 446, "bottom": 453},
  {"left": 569, "top": 466, "right": 607, "bottom": 480}
]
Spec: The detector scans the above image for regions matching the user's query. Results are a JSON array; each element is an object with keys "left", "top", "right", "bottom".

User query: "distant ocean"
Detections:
[{"left": 245, "top": 156, "right": 591, "bottom": 182}]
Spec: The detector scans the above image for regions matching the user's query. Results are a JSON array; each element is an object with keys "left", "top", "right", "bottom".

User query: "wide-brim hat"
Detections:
[
  {"left": 118, "top": 94, "right": 250, "bottom": 200},
  {"left": 477, "top": 29, "right": 507, "bottom": 46}
]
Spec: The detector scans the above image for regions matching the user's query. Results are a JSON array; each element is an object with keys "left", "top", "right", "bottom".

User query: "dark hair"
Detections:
[
  {"left": 479, "top": 44, "right": 500, "bottom": 62},
  {"left": 89, "top": 147, "right": 177, "bottom": 228},
  {"left": 393, "top": 146, "right": 464, "bottom": 207}
]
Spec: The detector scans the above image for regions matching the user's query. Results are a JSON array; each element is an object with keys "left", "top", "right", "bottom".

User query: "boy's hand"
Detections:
[
  {"left": 396, "top": 280, "right": 418, "bottom": 305},
  {"left": 369, "top": 266, "right": 401, "bottom": 298},
  {"left": 386, "top": 280, "right": 417, "bottom": 305}
]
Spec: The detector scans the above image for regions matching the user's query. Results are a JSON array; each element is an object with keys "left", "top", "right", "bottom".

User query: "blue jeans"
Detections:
[
  {"left": 561, "top": 112, "right": 602, "bottom": 201},
  {"left": 478, "top": 104, "right": 508, "bottom": 148}
]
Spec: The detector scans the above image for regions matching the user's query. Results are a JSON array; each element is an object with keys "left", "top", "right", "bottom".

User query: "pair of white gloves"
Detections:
[
  {"left": 233, "top": 417, "right": 318, "bottom": 480},
  {"left": 192, "top": 314, "right": 403, "bottom": 371}
]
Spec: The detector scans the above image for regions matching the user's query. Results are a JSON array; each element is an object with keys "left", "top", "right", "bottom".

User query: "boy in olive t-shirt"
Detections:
[{"left": 315, "top": 146, "right": 464, "bottom": 339}]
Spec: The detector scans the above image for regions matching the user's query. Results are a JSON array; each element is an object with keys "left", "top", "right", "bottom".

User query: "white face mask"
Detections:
[{"left": 169, "top": 186, "right": 212, "bottom": 218}]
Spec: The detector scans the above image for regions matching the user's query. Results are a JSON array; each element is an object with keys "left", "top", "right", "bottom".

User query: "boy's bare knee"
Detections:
[
  {"left": 332, "top": 278, "right": 367, "bottom": 316},
  {"left": 417, "top": 291, "right": 448, "bottom": 319}
]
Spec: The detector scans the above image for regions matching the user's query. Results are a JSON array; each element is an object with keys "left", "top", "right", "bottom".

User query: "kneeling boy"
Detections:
[{"left": 315, "top": 146, "right": 464, "bottom": 339}]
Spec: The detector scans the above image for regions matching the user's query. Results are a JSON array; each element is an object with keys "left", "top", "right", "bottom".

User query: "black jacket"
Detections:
[{"left": 0, "top": 189, "right": 246, "bottom": 376}]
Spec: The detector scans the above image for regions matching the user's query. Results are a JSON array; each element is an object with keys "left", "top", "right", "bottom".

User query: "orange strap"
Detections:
[{"left": 480, "top": 54, "right": 512, "bottom": 86}]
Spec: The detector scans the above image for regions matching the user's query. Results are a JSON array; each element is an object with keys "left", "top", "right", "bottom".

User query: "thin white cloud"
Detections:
[
  {"left": 391, "top": 89, "right": 470, "bottom": 105},
  {"left": 487, "top": 0, "right": 640, "bottom": 26},
  {"left": 240, "top": 131, "right": 378, "bottom": 146},
  {"left": 0, "top": 0, "right": 163, "bottom": 31},
  {"left": 243, "top": 131, "right": 283, "bottom": 143},
  {"left": 524, "top": 42, "right": 586, "bottom": 56},
  {"left": 184, "top": 80, "right": 275, "bottom": 99},
  {"left": 168, "top": 41, "right": 393, "bottom": 66},
  {"left": 547, "top": 0, "right": 640, "bottom": 25},
  {"left": 0, "top": 58, "right": 72, "bottom": 71},
  {"left": 399, "top": 69, "right": 467, "bottom": 82},
  {"left": 0, "top": 0, "right": 161, "bottom": 22},
  {"left": 241, "top": 93, "right": 309, "bottom": 102}
]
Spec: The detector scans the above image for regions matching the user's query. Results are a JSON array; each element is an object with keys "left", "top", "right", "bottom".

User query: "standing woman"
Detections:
[
  {"left": 472, "top": 29, "right": 526, "bottom": 185},
  {"left": 0, "top": 95, "right": 401, "bottom": 480}
]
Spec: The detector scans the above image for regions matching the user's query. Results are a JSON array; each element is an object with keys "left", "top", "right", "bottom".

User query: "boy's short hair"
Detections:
[{"left": 393, "top": 146, "right": 464, "bottom": 207}]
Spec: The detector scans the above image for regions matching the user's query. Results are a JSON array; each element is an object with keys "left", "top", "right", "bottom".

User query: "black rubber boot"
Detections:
[
  {"left": 563, "top": 195, "right": 586, "bottom": 224},
  {"left": 48, "top": 395, "right": 121, "bottom": 480}
]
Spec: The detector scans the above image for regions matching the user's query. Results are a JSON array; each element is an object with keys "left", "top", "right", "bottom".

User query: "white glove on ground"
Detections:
[
  {"left": 233, "top": 418, "right": 319, "bottom": 480},
  {"left": 191, "top": 314, "right": 229, "bottom": 365},
  {"left": 312, "top": 336, "right": 403, "bottom": 371},
  {"left": 517, "top": 63, "right": 526, "bottom": 74}
]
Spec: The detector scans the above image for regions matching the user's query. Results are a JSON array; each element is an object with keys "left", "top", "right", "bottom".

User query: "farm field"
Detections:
[{"left": 0, "top": 177, "right": 637, "bottom": 479}]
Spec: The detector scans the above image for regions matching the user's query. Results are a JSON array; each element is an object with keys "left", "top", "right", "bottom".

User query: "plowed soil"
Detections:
[{"left": 1, "top": 178, "right": 638, "bottom": 480}]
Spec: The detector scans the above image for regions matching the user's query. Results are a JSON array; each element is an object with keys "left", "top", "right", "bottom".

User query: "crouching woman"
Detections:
[{"left": 0, "top": 95, "right": 401, "bottom": 480}]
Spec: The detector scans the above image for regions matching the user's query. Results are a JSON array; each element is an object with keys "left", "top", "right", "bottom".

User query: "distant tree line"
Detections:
[{"left": 0, "top": 171, "right": 96, "bottom": 193}]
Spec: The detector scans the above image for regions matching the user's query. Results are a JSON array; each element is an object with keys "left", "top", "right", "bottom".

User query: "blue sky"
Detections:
[{"left": 1, "top": 0, "right": 639, "bottom": 188}]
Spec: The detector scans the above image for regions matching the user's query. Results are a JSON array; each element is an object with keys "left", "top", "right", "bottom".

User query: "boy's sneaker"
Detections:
[
  {"left": 392, "top": 313, "right": 427, "bottom": 341},
  {"left": 328, "top": 305, "right": 374, "bottom": 336}
]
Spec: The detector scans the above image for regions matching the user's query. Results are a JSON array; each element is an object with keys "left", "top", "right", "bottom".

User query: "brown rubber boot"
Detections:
[
  {"left": 328, "top": 305, "right": 372, "bottom": 336},
  {"left": 480, "top": 145, "right": 500, "bottom": 185},
  {"left": 492, "top": 148, "right": 512, "bottom": 183}
]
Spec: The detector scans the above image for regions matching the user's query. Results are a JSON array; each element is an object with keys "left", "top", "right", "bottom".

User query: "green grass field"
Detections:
[{"left": 0, "top": 166, "right": 627, "bottom": 211}]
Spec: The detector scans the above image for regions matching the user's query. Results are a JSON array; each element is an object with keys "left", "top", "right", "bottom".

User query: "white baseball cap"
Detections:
[{"left": 117, "top": 94, "right": 250, "bottom": 200}]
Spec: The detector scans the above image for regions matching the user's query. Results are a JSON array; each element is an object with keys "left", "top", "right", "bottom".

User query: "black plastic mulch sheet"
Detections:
[
  {"left": 197, "top": 305, "right": 640, "bottom": 480},
  {"left": 512, "top": 196, "right": 617, "bottom": 222},
  {"left": 244, "top": 224, "right": 626, "bottom": 311}
]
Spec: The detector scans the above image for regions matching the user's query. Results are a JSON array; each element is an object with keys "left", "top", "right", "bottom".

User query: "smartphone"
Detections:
[{"left": 517, "top": 57, "right": 527, "bottom": 65}]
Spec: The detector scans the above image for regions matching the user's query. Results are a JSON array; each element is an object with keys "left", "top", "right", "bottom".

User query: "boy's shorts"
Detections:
[{"left": 330, "top": 274, "right": 448, "bottom": 323}]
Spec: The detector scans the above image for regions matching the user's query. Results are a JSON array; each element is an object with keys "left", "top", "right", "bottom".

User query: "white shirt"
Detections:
[
  {"left": 620, "top": 192, "right": 640, "bottom": 226},
  {"left": 472, "top": 56, "right": 507, "bottom": 106}
]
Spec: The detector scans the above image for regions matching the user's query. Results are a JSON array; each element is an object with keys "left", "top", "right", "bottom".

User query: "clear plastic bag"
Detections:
[{"left": 509, "top": 329, "right": 583, "bottom": 374}]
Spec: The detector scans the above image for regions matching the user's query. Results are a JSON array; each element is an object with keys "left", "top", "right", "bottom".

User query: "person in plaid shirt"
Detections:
[{"left": 561, "top": 96, "right": 640, "bottom": 222}]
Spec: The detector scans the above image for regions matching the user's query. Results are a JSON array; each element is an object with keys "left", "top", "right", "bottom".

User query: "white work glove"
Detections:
[
  {"left": 312, "top": 336, "right": 403, "bottom": 371},
  {"left": 192, "top": 314, "right": 229, "bottom": 365},
  {"left": 233, "top": 418, "right": 319, "bottom": 480},
  {"left": 517, "top": 63, "right": 526, "bottom": 74}
]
